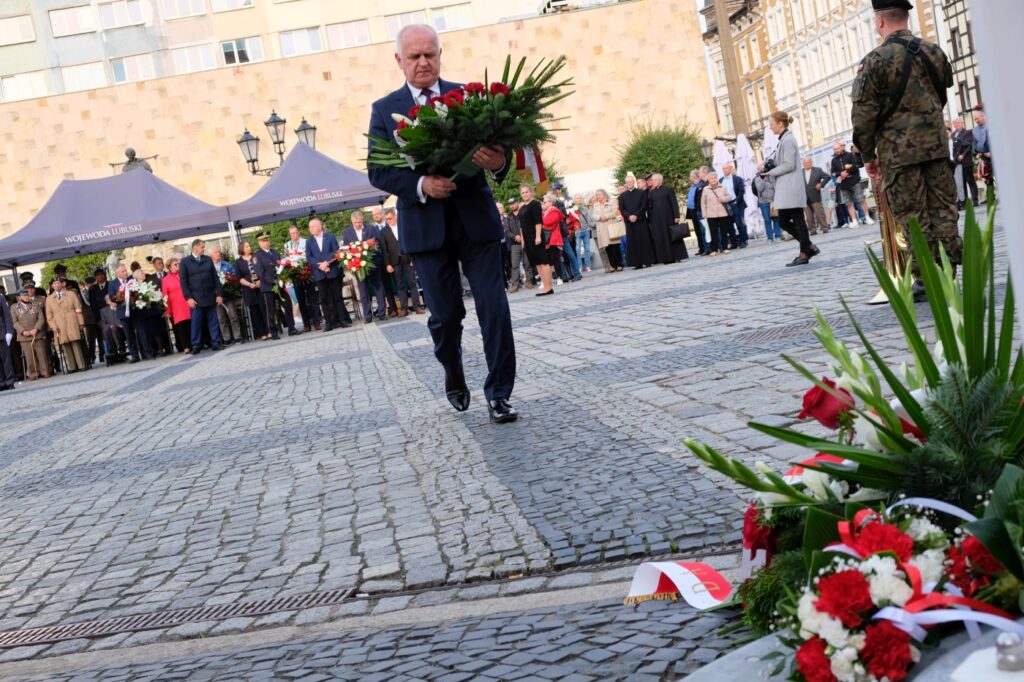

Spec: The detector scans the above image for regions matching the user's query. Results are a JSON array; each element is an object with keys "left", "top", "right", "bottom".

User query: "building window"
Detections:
[
  {"left": 738, "top": 41, "right": 750, "bottom": 74},
  {"left": 279, "top": 27, "right": 322, "bottom": 57},
  {"left": 0, "top": 14, "right": 35, "bottom": 46},
  {"left": 433, "top": 4, "right": 472, "bottom": 32},
  {"left": 111, "top": 53, "right": 155, "bottom": 83},
  {"left": 965, "top": 20, "right": 974, "bottom": 56},
  {"left": 0, "top": 71, "right": 48, "bottom": 102},
  {"left": 949, "top": 27, "right": 960, "bottom": 59},
  {"left": 326, "top": 19, "right": 370, "bottom": 49},
  {"left": 99, "top": 0, "right": 143, "bottom": 29},
  {"left": 211, "top": 0, "right": 253, "bottom": 11},
  {"left": 49, "top": 6, "right": 96, "bottom": 37},
  {"left": 162, "top": 0, "right": 206, "bottom": 20},
  {"left": 171, "top": 44, "right": 216, "bottom": 74},
  {"left": 222, "top": 36, "right": 263, "bottom": 64},
  {"left": 62, "top": 61, "right": 108, "bottom": 92},
  {"left": 385, "top": 10, "right": 427, "bottom": 40}
]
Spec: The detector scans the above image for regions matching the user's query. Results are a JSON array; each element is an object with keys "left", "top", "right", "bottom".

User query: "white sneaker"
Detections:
[{"left": 864, "top": 216, "right": 875, "bottom": 225}]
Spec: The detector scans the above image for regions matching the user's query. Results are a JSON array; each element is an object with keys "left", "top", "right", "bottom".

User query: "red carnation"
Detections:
[
  {"left": 427, "top": 95, "right": 444, "bottom": 107},
  {"left": 963, "top": 535, "right": 1003, "bottom": 573},
  {"left": 366, "top": 239, "right": 377, "bottom": 247},
  {"left": 799, "top": 377, "right": 855, "bottom": 429},
  {"left": 442, "top": 89, "right": 464, "bottom": 107},
  {"left": 862, "top": 620, "right": 913, "bottom": 681},
  {"left": 464, "top": 81, "right": 485, "bottom": 95},
  {"left": 490, "top": 81, "right": 510, "bottom": 96},
  {"left": 795, "top": 636, "right": 836, "bottom": 682},
  {"left": 408, "top": 104, "right": 422, "bottom": 120},
  {"left": 397, "top": 119, "right": 408, "bottom": 130},
  {"left": 742, "top": 501, "right": 776, "bottom": 555},
  {"left": 899, "top": 417, "right": 926, "bottom": 441},
  {"left": 853, "top": 522, "right": 914, "bottom": 562},
  {"left": 814, "top": 569, "right": 874, "bottom": 628}
]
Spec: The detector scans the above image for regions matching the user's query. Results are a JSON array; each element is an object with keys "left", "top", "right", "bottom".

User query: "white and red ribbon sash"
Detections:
[
  {"left": 624, "top": 561, "right": 733, "bottom": 609},
  {"left": 515, "top": 146, "right": 547, "bottom": 184}
]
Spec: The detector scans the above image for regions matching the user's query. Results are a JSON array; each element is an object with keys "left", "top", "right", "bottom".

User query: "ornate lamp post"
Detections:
[{"left": 236, "top": 111, "right": 317, "bottom": 176}]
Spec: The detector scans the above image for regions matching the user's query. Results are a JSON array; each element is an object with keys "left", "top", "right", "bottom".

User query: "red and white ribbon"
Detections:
[{"left": 624, "top": 561, "right": 733, "bottom": 609}]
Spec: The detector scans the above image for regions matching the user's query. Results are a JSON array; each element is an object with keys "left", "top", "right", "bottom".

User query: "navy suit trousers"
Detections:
[{"left": 413, "top": 201, "right": 516, "bottom": 402}]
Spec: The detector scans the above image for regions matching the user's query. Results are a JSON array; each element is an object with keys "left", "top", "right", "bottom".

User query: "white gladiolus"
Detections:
[
  {"left": 852, "top": 414, "right": 884, "bottom": 451},
  {"left": 391, "top": 113, "right": 413, "bottom": 126}
]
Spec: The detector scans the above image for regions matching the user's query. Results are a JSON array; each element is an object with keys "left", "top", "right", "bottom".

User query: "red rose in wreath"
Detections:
[{"left": 799, "top": 377, "right": 855, "bottom": 429}]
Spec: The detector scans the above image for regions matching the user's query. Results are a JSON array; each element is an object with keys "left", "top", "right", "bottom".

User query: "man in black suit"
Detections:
[
  {"left": 342, "top": 212, "right": 389, "bottom": 323},
  {"left": 379, "top": 207, "right": 423, "bottom": 316},
  {"left": 951, "top": 118, "right": 978, "bottom": 208},
  {"left": 88, "top": 268, "right": 108, "bottom": 361},
  {"left": 178, "top": 239, "right": 224, "bottom": 355},
  {"left": 802, "top": 157, "right": 830, "bottom": 235},
  {"left": 367, "top": 23, "right": 517, "bottom": 423},
  {"left": 105, "top": 263, "right": 150, "bottom": 363},
  {"left": 254, "top": 233, "right": 300, "bottom": 339}
]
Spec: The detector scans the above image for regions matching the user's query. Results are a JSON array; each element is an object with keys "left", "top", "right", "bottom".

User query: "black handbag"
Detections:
[{"left": 669, "top": 223, "right": 689, "bottom": 241}]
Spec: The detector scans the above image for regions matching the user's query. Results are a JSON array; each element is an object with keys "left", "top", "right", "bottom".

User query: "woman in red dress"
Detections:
[
  {"left": 162, "top": 256, "right": 192, "bottom": 352},
  {"left": 540, "top": 193, "right": 565, "bottom": 296}
]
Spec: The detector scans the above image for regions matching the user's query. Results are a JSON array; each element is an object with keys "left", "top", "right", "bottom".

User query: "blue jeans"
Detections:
[
  {"left": 619, "top": 235, "right": 628, "bottom": 265},
  {"left": 190, "top": 304, "right": 222, "bottom": 350},
  {"left": 576, "top": 229, "right": 592, "bottom": 270},
  {"left": 759, "top": 203, "right": 782, "bottom": 241},
  {"left": 730, "top": 204, "right": 748, "bottom": 246},
  {"left": 562, "top": 236, "right": 582, "bottom": 279}
]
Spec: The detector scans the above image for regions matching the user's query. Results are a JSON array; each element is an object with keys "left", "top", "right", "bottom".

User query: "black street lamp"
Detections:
[
  {"left": 294, "top": 118, "right": 317, "bottom": 148},
  {"left": 264, "top": 110, "right": 287, "bottom": 161},
  {"left": 237, "top": 129, "right": 261, "bottom": 175},
  {"left": 237, "top": 111, "right": 318, "bottom": 176},
  {"left": 700, "top": 138, "right": 713, "bottom": 161}
]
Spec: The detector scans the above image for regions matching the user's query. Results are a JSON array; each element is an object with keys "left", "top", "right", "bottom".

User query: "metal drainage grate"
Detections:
[
  {"left": 734, "top": 314, "right": 850, "bottom": 344},
  {"left": 0, "top": 587, "right": 356, "bottom": 649}
]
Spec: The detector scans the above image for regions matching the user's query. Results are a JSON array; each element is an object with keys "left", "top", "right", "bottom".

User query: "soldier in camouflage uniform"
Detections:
[{"left": 851, "top": 0, "right": 960, "bottom": 288}]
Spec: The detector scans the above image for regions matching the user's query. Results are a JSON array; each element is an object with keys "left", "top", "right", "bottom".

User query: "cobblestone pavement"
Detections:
[{"left": 0, "top": 222, "right": 1006, "bottom": 679}]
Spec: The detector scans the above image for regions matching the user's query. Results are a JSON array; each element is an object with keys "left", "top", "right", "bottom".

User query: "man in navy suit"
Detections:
[
  {"left": 105, "top": 263, "right": 151, "bottom": 363},
  {"left": 342, "top": 212, "right": 388, "bottom": 323},
  {"left": 305, "top": 218, "right": 352, "bottom": 331},
  {"left": 367, "top": 23, "right": 517, "bottom": 423}
]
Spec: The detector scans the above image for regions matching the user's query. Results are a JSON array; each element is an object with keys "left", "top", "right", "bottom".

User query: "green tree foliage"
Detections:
[
  {"left": 613, "top": 120, "right": 705, "bottom": 194},
  {"left": 40, "top": 252, "right": 119, "bottom": 286}
]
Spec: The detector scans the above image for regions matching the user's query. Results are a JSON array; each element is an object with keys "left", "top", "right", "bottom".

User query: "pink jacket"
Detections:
[
  {"left": 162, "top": 272, "right": 191, "bottom": 325},
  {"left": 700, "top": 184, "right": 732, "bottom": 219}
]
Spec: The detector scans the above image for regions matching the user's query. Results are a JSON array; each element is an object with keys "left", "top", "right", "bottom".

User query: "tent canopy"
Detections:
[
  {"left": 226, "top": 142, "right": 388, "bottom": 226},
  {"left": 0, "top": 169, "right": 229, "bottom": 268}
]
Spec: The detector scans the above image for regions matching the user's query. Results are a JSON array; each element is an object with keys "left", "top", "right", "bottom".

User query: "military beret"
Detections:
[
  {"left": 93, "top": 268, "right": 106, "bottom": 276},
  {"left": 16, "top": 288, "right": 29, "bottom": 295},
  {"left": 872, "top": 0, "right": 913, "bottom": 10},
  {"left": 19, "top": 272, "right": 32, "bottom": 281}
]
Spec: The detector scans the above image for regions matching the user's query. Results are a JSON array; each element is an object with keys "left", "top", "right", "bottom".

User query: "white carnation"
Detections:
[
  {"left": 909, "top": 548, "right": 947, "bottom": 585},
  {"left": 906, "top": 518, "right": 947, "bottom": 547},
  {"left": 862, "top": 555, "right": 913, "bottom": 607},
  {"left": 829, "top": 645, "right": 861, "bottom": 682},
  {"left": 797, "top": 592, "right": 852, "bottom": 649}
]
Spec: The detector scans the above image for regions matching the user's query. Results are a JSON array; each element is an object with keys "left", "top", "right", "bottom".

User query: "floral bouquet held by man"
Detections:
[
  {"left": 336, "top": 239, "right": 379, "bottom": 282},
  {"left": 366, "top": 55, "right": 573, "bottom": 181}
]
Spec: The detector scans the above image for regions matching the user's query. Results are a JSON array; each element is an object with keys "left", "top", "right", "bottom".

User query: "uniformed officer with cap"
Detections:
[
  {"left": 12, "top": 287, "right": 52, "bottom": 380},
  {"left": 852, "top": 0, "right": 959, "bottom": 294}
]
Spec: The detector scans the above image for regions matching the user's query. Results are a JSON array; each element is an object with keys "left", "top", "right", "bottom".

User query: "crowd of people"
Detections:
[{"left": 0, "top": 206, "right": 435, "bottom": 388}]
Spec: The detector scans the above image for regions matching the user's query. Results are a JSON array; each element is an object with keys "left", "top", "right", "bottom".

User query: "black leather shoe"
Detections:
[
  {"left": 340, "top": 321, "right": 353, "bottom": 328},
  {"left": 445, "top": 368, "right": 470, "bottom": 412},
  {"left": 323, "top": 324, "right": 334, "bottom": 332},
  {"left": 210, "top": 345, "right": 225, "bottom": 351},
  {"left": 786, "top": 256, "right": 810, "bottom": 267},
  {"left": 288, "top": 328, "right": 301, "bottom": 336},
  {"left": 809, "top": 245, "right": 821, "bottom": 257},
  {"left": 487, "top": 398, "right": 518, "bottom": 424}
]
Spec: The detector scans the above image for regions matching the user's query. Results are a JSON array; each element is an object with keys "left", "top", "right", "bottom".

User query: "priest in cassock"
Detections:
[
  {"left": 647, "top": 173, "right": 686, "bottom": 263},
  {"left": 618, "top": 173, "right": 656, "bottom": 269}
]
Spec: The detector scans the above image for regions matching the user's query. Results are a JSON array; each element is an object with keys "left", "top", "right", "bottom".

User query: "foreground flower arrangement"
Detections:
[
  {"left": 218, "top": 271, "right": 241, "bottom": 299},
  {"left": 367, "top": 55, "right": 573, "bottom": 180},
  {"left": 685, "top": 202, "right": 1024, "bottom": 681},
  {"left": 275, "top": 256, "right": 313, "bottom": 284}
]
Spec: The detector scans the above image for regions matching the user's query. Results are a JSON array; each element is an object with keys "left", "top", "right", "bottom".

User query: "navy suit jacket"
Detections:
[
  {"left": 367, "top": 79, "right": 511, "bottom": 255},
  {"left": 305, "top": 232, "right": 341, "bottom": 282},
  {"left": 253, "top": 248, "right": 280, "bottom": 292}
]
